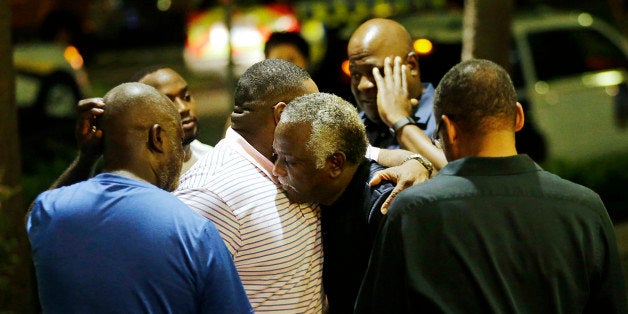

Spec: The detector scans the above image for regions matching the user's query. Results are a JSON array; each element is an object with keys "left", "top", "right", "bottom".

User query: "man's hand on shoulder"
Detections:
[{"left": 370, "top": 157, "right": 432, "bottom": 214}]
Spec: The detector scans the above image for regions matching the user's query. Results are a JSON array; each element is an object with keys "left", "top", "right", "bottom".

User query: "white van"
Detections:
[{"left": 396, "top": 9, "right": 628, "bottom": 165}]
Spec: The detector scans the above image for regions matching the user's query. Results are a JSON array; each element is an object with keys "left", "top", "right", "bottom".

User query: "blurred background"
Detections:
[
  {"left": 9, "top": 0, "right": 628, "bottom": 213},
  {"left": 1, "top": 0, "right": 627, "bottom": 311}
]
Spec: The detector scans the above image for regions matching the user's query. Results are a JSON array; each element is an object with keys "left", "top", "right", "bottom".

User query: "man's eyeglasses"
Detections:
[{"left": 432, "top": 118, "right": 443, "bottom": 149}]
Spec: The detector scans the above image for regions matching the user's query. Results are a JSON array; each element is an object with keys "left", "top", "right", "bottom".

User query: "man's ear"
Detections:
[
  {"left": 442, "top": 114, "right": 457, "bottom": 144},
  {"left": 515, "top": 102, "right": 525, "bottom": 132},
  {"left": 406, "top": 52, "right": 420, "bottom": 77},
  {"left": 273, "top": 102, "right": 286, "bottom": 124},
  {"left": 149, "top": 124, "right": 165, "bottom": 153},
  {"left": 327, "top": 152, "right": 346, "bottom": 178}
]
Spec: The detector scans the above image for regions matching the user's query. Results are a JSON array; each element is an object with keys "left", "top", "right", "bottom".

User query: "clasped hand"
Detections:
[{"left": 370, "top": 160, "right": 430, "bottom": 215}]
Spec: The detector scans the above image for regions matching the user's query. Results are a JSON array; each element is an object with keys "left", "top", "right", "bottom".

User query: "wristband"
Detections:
[
  {"left": 389, "top": 116, "right": 415, "bottom": 136},
  {"left": 403, "top": 153, "right": 433, "bottom": 177},
  {"left": 365, "top": 145, "right": 381, "bottom": 161}
]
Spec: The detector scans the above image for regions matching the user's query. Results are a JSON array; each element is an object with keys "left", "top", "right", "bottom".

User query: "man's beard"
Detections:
[{"left": 183, "top": 127, "right": 199, "bottom": 146}]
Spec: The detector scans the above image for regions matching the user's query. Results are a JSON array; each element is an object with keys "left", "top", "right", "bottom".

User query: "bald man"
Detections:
[
  {"left": 26, "top": 83, "right": 252, "bottom": 313},
  {"left": 348, "top": 18, "right": 446, "bottom": 169}
]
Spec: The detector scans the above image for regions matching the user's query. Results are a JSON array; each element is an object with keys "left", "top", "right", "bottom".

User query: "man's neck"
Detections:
[
  {"left": 106, "top": 169, "right": 151, "bottom": 184},
  {"left": 322, "top": 164, "right": 360, "bottom": 206},
  {"left": 237, "top": 130, "right": 274, "bottom": 161},
  {"left": 183, "top": 144, "right": 192, "bottom": 162},
  {"left": 459, "top": 132, "right": 518, "bottom": 158}
]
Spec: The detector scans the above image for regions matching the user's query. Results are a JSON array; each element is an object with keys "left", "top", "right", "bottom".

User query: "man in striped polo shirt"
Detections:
[{"left": 175, "top": 59, "right": 324, "bottom": 313}]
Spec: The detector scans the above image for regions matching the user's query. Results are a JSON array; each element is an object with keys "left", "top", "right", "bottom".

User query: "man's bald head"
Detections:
[
  {"left": 101, "top": 82, "right": 184, "bottom": 191},
  {"left": 348, "top": 18, "right": 414, "bottom": 59},
  {"left": 103, "top": 82, "right": 177, "bottom": 119},
  {"left": 101, "top": 82, "right": 180, "bottom": 145},
  {"left": 347, "top": 18, "right": 422, "bottom": 124}
]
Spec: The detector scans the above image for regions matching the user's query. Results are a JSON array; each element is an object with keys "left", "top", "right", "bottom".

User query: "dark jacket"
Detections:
[{"left": 321, "top": 158, "right": 394, "bottom": 314}]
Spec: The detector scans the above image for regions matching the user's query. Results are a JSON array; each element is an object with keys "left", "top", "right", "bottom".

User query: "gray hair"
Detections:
[{"left": 281, "top": 92, "right": 368, "bottom": 168}]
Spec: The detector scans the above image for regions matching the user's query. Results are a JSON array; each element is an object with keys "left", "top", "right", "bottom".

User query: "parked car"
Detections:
[
  {"left": 14, "top": 42, "right": 91, "bottom": 164},
  {"left": 14, "top": 42, "right": 90, "bottom": 118},
  {"left": 395, "top": 10, "right": 628, "bottom": 164},
  {"left": 326, "top": 9, "right": 628, "bottom": 165}
]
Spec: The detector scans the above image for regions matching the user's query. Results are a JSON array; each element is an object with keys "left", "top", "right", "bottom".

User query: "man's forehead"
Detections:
[
  {"left": 351, "top": 32, "right": 409, "bottom": 58},
  {"left": 349, "top": 43, "right": 389, "bottom": 65},
  {"left": 142, "top": 70, "right": 186, "bottom": 92},
  {"left": 274, "top": 125, "right": 296, "bottom": 152},
  {"left": 349, "top": 53, "right": 383, "bottom": 69}
]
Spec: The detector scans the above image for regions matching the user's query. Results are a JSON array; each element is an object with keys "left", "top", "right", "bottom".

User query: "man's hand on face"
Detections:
[
  {"left": 369, "top": 159, "right": 432, "bottom": 214},
  {"left": 372, "top": 56, "right": 418, "bottom": 127},
  {"left": 76, "top": 98, "right": 105, "bottom": 161}
]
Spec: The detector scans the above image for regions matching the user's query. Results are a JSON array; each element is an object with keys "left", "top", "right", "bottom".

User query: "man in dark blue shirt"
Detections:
[{"left": 348, "top": 18, "right": 446, "bottom": 170}]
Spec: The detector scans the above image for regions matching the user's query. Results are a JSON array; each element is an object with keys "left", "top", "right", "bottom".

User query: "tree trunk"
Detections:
[
  {"left": 462, "top": 0, "right": 514, "bottom": 71},
  {"left": 0, "top": 0, "right": 34, "bottom": 311}
]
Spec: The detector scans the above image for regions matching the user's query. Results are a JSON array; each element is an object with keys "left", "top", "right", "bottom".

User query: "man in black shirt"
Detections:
[
  {"left": 272, "top": 92, "right": 430, "bottom": 313},
  {"left": 355, "top": 59, "right": 627, "bottom": 313}
]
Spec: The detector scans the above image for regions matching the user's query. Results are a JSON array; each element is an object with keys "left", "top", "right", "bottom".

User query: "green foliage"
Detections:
[
  {"left": 0, "top": 186, "right": 32, "bottom": 312},
  {"left": 21, "top": 141, "right": 77, "bottom": 207}
]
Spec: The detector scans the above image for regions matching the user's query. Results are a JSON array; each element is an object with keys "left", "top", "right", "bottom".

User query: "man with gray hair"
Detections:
[{"left": 272, "top": 92, "right": 395, "bottom": 313}]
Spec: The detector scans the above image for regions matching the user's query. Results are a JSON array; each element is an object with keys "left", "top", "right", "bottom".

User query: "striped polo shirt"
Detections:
[{"left": 175, "top": 128, "right": 323, "bottom": 313}]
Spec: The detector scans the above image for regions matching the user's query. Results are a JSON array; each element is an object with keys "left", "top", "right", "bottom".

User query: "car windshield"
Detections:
[
  {"left": 417, "top": 42, "right": 462, "bottom": 86},
  {"left": 528, "top": 28, "right": 628, "bottom": 82}
]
